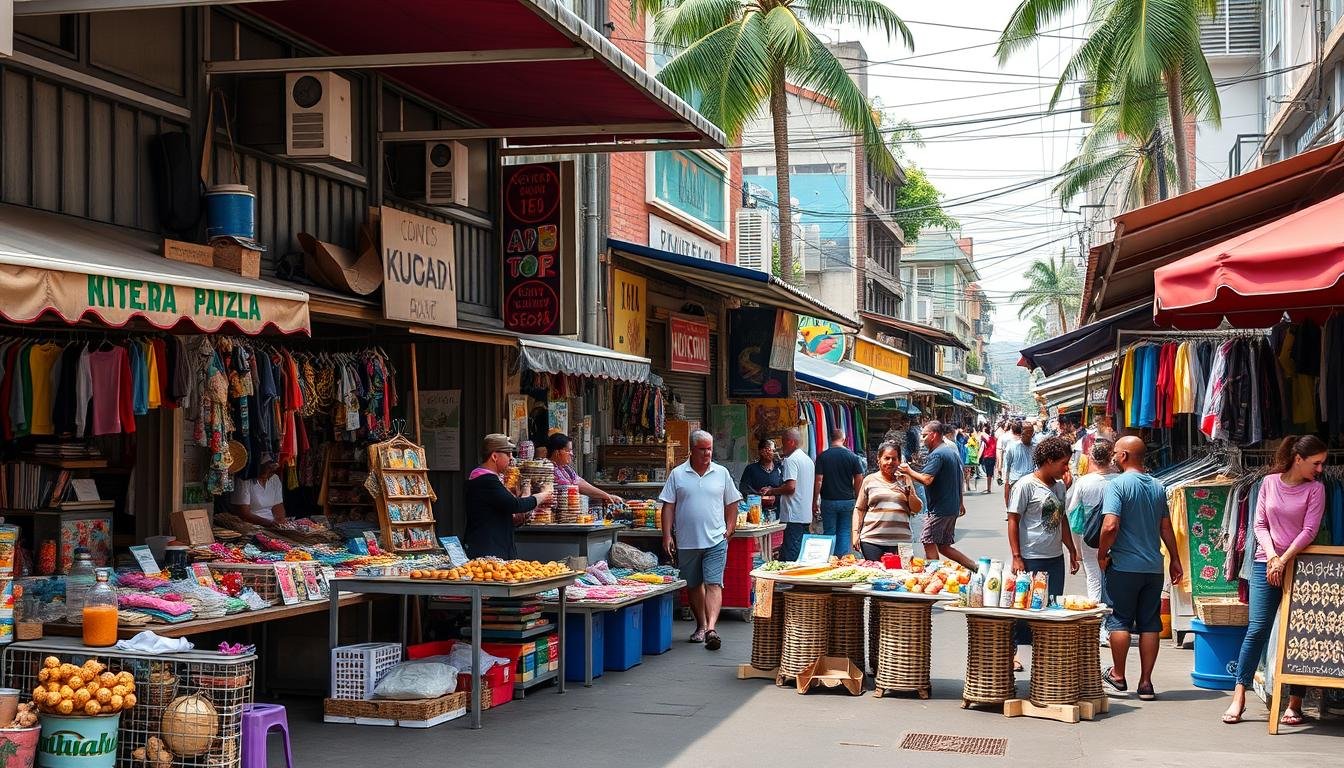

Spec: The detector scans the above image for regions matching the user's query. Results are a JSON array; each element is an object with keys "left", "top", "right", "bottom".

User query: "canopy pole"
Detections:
[{"left": 410, "top": 342, "right": 422, "bottom": 443}]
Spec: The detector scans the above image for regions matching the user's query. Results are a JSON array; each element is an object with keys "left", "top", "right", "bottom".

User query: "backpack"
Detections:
[{"left": 1082, "top": 502, "right": 1105, "bottom": 549}]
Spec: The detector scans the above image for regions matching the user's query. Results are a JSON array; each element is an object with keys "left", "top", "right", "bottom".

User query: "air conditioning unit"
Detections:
[
  {"left": 285, "top": 71, "right": 352, "bottom": 162},
  {"left": 735, "top": 208, "right": 771, "bottom": 272},
  {"left": 425, "top": 141, "right": 470, "bottom": 206}
]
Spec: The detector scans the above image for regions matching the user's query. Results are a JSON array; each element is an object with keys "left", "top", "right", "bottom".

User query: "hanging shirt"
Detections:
[
  {"left": 129, "top": 341, "right": 148, "bottom": 416},
  {"left": 1200, "top": 341, "right": 1232, "bottom": 439},
  {"left": 1137, "top": 344, "right": 1159, "bottom": 428},
  {"left": 145, "top": 339, "right": 162, "bottom": 409},
  {"left": 1120, "top": 347, "right": 1137, "bottom": 428},
  {"left": 88, "top": 346, "right": 126, "bottom": 436},
  {"left": 9, "top": 341, "right": 30, "bottom": 437},
  {"left": 1172, "top": 342, "right": 1192, "bottom": 414},
  {"left": 75, "top": 345, "right": 92, "bottom": 437},
  {"left": 26, "top": 342, "right": 63, "bottom": 435}
]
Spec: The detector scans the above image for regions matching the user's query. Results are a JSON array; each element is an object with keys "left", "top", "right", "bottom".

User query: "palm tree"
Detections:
[
  {"left": 1010, "top": 254, "right": 1082, "bottom": 333},
  {"left": 637, "top": 0, "right": 913, "bottom": 278},
  {"left": 997, "top": 0, "right": 1219, "bottom": 196},
  {"left": 1053, "top": 90, "right": 1178, "bottom": 210},
  {"left": 1024, "top": 315, "right": 1051, "bottom": 344}
]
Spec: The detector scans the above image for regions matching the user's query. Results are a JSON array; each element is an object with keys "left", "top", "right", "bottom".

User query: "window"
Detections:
[
  {"left": 916, "top": 267, "right": 935, "bottom": 299},
  {"left": 14, "top": 14, "right": 76, "bottom": 54},
  {"left": 90, "top": 8, "right": 185, "bottom": 95}
]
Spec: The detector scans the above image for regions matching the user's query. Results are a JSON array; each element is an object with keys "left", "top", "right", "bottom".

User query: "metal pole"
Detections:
[{"left": 410, "top": 342, "right": 422, "bottom": 442}]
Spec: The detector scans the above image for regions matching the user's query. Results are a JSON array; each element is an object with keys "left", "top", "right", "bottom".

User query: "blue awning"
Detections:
[{"left": 795, "top": 354, "right": 906, "bottom": 401}]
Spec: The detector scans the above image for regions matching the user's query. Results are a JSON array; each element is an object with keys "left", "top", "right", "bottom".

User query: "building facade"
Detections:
[{"left": 899, "top": 229, "right": 982, "bottom": 379}]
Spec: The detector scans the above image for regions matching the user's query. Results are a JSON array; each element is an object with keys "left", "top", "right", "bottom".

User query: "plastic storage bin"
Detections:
[
  {"left": 722, "top": 537, "right": 758, "bottom": 608},
  {"left": 1190, "top": 618, "right": 1248, "bottom": 690},
  {"left": 330, "top": 642, "right": 402, "bottom": 700},
  {"left": 552, "top": 613, "right": 604, "bottom": 681},
  {"left": 604, "top": 604, "right": 643, "bottom": 671},
  {"left": 643, "top": 592, "right": 674, "bottom": 654}
]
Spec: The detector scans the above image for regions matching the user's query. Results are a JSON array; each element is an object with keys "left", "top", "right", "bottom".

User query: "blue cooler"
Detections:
[
  {"left": 1190, "top": 618, "right": 1247, "bottom": 690},
  {"left": 643, "top": 593, "right": 674, "bottom": 654},
  {"left": 604, "top": 604, "right": 643, "bottom": 671}
]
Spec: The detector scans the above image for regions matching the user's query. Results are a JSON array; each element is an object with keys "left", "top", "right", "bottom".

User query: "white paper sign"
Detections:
[
  {"left": 71, "top": 479, "right": 101, "bottom": 502},
  {"left": 129, "top": 545, "right": 160, "bottom": 575},
  {"left": 798, "top": 535, "right": 835, "bottom": 565},
  {"left": 418, "top": 389, "right": 461, "bottom": 471}
]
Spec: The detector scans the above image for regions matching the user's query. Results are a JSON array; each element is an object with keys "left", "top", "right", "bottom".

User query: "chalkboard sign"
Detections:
[{"left": 1269, "top": 545, "right": 1344, "bottom": 734}]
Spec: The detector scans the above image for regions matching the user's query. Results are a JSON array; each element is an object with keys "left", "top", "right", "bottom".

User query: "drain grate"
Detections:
[{"left": 900, "top": 733, "right": 1007, "bottom": 756}]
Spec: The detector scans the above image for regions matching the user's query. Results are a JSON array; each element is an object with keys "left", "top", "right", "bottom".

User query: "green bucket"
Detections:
[{"left": 35, "top": 714, "right": 120, "bottom": 768}]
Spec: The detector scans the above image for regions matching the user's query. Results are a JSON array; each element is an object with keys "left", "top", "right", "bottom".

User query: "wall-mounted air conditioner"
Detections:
[{"left": 285, "top": 71, "right": 352, "bottom": 162}]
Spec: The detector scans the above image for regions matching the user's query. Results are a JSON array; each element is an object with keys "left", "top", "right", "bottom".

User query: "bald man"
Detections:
[
  {"left": 1098, "top": 436, "right": 1183, "bottom": 702},
  {"left": 775, "top": 428, "right": 818, "bottom": 562}
]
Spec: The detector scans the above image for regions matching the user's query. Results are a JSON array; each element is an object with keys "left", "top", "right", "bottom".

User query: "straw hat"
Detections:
[{"left": 226, "top": 440, "right": 248, "bottom": 474}]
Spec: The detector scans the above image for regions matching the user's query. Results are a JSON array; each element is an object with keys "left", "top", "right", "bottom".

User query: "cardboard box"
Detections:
[
  {"left": 796, "top": 656, "right": 863, "bottom": 696},
  {"left": 171, "top": 508, "right": 215, "bottom": 545},
  {"left": 213, "top": 241, "right": 261, "bottom": 278},
  {"left": 162, "top": 238, "right": 215, "bottom": 267}
]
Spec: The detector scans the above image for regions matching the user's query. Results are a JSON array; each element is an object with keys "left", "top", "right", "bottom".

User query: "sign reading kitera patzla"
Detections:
[
  {"left": 380, "top": 206, "right": 458, "bottom": 328},
  {"left": 502, "top": 163, "right": 564, "bottom": 334}
]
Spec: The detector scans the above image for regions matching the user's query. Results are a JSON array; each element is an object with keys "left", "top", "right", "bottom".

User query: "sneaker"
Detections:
[
  {"left": 704, "top": 630, "right": 722, "bottom": 651},
  {"left": 689, "top": 628, "right": 706, "bottom": 643},
  {"left": 1102, "top": 667, "right": 1127, "bottom": 692}
]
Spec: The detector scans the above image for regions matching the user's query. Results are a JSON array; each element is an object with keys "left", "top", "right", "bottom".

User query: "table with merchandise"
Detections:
[{"left": 514, "top": 522, "right": 627, "bottom": 564}]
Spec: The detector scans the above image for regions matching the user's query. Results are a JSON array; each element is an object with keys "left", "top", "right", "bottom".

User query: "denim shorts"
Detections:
[
  {"left": 680, "top": 538, "right": 729, "bottom": 588},
  {"left": 1103, "top": 568, "right": 1164, "bottom": 633}
]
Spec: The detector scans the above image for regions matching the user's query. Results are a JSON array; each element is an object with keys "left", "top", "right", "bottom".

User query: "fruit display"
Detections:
[
  {"left": 32, "top": 656, "right": 137, "bottom": 716},
  {"left": 757, "top": 557, "right": 972, "bottom": 592},
  {"left": 1060, "top": 595, "right": 1100, "bottom": 610},
  {"left": 409, "top": 558, "right": 572, "bottom": 583}
]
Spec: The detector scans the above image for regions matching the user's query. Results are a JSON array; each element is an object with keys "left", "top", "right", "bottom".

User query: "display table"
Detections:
[
  {"left": 852, "top": 587, "right": 954, "bottom": 699},
  {"left": 538, "top": 580, "right": 686, "bottom": 687},
  {"left": 515, "top": 522, "right": 627, "bottom": 564},
  {"left": 45, "top": 593, "right": 373, "bottom": 640},
  {"left": 328, "top": 574, "right": 574, "bottom": 729},
  {"left": 592, "top": 480, "right": 664, "bottom": 500},
  {"left": 944, "top": 604, "right": 1111, "bottom": 723},
  {"left": 623, "top": 523, "right": 785, "bottom": 620}
]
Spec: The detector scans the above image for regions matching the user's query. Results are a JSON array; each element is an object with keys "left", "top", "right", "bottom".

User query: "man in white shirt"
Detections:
[
  {"left": 659, "top": 430, "right": 742, "bottom": 651},
  {"left": 775, "top": 427, "right": 818, "bottom": 562},
  {"left": 994, "top": 420, "right": 1014, "bottom": 486},
  {"left": 230, "top": 460, "right": 287, "bottom": 526}
]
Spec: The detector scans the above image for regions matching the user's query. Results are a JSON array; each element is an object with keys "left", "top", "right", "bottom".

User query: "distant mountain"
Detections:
[{"left": 986, "top": 340, "right": 1036, "bottom": 414}]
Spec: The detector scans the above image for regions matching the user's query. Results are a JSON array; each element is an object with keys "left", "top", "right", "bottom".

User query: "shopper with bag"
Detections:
[{"left": 1066, "top": 438, "right": 1117, "bottom": 642}]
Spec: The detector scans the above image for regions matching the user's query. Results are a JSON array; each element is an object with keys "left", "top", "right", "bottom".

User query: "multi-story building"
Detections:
[
  {"left": 1196, "top": 0, "right": 1264, "bottom": 182},
  {"left": 899, "top": 229, "right": 982, "bottom": 379},
  {"left": 1255, "top": 0, "right": 1344, "bottom": 168},
  {"left": 739, "top": 41, "right": 907, "bottom": 320}
]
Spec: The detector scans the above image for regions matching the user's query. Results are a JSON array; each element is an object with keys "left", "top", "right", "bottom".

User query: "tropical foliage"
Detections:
[
  {"left": 886, "top": 124, "right": 957, "bottom": 240},
  {"left": 637, "top": 0, "right": 914, "bottom": 278},
  {"left": 1009, "top": 255, "right": 1082, "bottom": 333},
  {"left": 1052, "top": 86, "right": 1178, "bottom": 209},
  {"left": 1024, "top": 315, "right": 1051, "bottom": 344}
]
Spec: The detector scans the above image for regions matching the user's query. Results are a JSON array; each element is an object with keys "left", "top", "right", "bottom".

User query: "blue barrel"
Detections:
[
  {"left": 205, "top": 184, "right": 256, "bottom": 241},
  {"left": 1190, "top": 618, "right": 1248, "bottom": 690}
]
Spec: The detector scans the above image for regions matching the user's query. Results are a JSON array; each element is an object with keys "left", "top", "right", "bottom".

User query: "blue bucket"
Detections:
[
  {"left": 205, "top": 184, "right": 256, "bottom": 241},
  {"left": 1190, "top": 618, "right": 1247, "bottom": 691}
]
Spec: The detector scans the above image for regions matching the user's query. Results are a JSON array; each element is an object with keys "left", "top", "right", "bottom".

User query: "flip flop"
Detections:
[
  {"left": 1280, "top": 711, "right": 1305, "bottom": 726},
  {"left": 689, "top": 629, "right": 706, "bottom": 643},
  {"left": 1013, "top": 660, "right": 1024, "bottom": 672},
  {"left": 1221, "top": 708, "right": 1245, "bottom": 725},
  {"left": 704, "top": 630, "right": 722, "bottom": 651}
]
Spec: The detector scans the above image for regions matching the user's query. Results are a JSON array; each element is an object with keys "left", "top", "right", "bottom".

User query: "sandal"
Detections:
[
  {"left": 1102, "top": 667, "right": 1128, "bottom": 692},
  {"left": 1137, "top": 683, "right": 1157, "bottom": 701},
  {"left": 1221, "top": 708, "right": 1245, "bottom": 724},
  {"left": 1280, "top": 711, "right": 1305, "bottom": 726},
  {"left": 689, "top": 628, "right": 706, "bottom": 643},
  {"left": 1013, "top": 660, "right": 1025, "bottom": 672},
  {"left": 704, "top": 630, "right": 722, "bottom": 651}
]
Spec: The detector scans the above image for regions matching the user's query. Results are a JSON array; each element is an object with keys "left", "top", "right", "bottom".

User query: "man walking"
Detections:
[
  {"left": 994, "top": 419, "right": 1014, "bottom": 487},
  {"left": 900, "top": 420, "right": 976, "bottom": 570},
  {"left": 659, "top": 431, "right": 742, "bottom": 651},
  {"left": 1099, "top": 436, "right": 1183, "bottom": 700},
  {"left": 775, "top": 428, "right": 818, "bottom": 562},
  {"left": 1002, "top": 422, "right": 1036, "bottom": 518},
  {"left": 816, "top": 429, "right": 864, "bottom": 556}
]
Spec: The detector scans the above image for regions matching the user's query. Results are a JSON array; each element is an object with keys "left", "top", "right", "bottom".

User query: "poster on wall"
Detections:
[
  {"left": 417, "top": 390, "right": 461, "bottom": 471},
  {"left": 729, "top": 307, "right": 791, "bottom": 397},
  {"left": 548, "top": 400, "right": 569, "bottom": 436},
  {"left": 710, "top": 404, "right": 749, "bottom": 480},
  {"left": 747, "top": 398, "right": 799, "bottom": 443},
  {"left": 507, "top": 394, "right": 529, "bottom": 444},
  {"left": 797, "top": 314, "right": 846, "bottom": 363},
  {"left": 501, "top": 162, "right": 564, "bottom": 334},
  {"left": 668, "top": 314, "right": 711, "bottom": 374},
  {"left": 611, "top": 268, "right": 647, "bottom": 356},
  {"left": 380, "top": 206, "right": 457, "bottom": 328},
  {"left": 770, "top": 310, "right": 797, "bottom": 371}
]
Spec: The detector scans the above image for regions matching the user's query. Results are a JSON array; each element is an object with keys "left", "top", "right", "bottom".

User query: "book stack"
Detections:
[
  {"left": 480, "top": 600, "right": 548, "bottom": 633},
  {"left": 31, "top": 444, "right": 104, "bottom": 461}
]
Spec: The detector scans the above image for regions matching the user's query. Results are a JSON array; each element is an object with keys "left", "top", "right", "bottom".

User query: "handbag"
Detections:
[{"left": 1082, "top": 501, "right": 1105, "bottom": 549}]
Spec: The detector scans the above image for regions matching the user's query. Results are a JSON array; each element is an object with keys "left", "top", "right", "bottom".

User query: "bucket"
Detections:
[
  {"left": 205, "top": 184, "right": 256, "bottom": 241},
  {"left": 1189, "top": 618, "right": 1247, "bottom": 691},
  {"left": 36, "top": 713, "right": 120, "bottom": 768},
  {"left": 0, "top": 726, "right": 40, "bottom": 768}
]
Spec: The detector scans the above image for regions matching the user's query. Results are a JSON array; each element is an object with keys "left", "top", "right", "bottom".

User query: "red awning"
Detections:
[
  {"left": 241, "top": 0, "right": 723, "bottom": 152},
  {"left": 1153, "top": 191, "right": 1344, "bottom": 329}
]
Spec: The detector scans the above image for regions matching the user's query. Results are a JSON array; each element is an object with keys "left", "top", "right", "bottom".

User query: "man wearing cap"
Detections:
[{"left": 464, "top": 434, "right": 554, "bottom": 559}]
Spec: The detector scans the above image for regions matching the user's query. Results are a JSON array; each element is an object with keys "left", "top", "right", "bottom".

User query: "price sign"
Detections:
[{"left": 501, "top": 163, "right": 565, "bottom": 334}]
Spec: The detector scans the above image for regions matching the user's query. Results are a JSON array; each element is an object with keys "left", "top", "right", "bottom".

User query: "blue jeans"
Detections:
[
  {"left": 780, "top": 522, "right": 809, "bottom": 562},
  {"left": 1014, "top": 555, "right": 1066, "bottom": 646},
  {"left": 820, "top": 499, "right": 855, "bottom": 556},
  {"left": 1234, "top": 560, "right": 1303, "bottom": 693}
]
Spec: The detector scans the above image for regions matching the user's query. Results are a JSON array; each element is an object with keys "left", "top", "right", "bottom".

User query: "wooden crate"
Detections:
[
  {"left": 213, "top": 241, "right": 261, "bottom": 278},
  {"left": 322, "top": 692, "right": 468, "bottom": 728}
]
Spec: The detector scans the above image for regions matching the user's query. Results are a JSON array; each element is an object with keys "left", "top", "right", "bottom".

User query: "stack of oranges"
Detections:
[{"left": 410, "top": 558, "right": 571, "bottom": 583}]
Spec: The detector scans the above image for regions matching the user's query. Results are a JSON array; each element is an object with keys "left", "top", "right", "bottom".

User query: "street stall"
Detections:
[
  {"left": 514, "top": 522, "right": 627, "bottom": 564},
  {"left": 537, "top": 578, "right": 686, "bottom": 687},
  {"left": 619, "top": 522, "right": 785, "bottom": 620}
]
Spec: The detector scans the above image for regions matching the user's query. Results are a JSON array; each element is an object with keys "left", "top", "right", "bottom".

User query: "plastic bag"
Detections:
[
  {"left": 372, "top": 660, "right": 459, "bottom": 700},
  {"left": 446, "top": 644, "right": 509, "bottom": 675},
  {"left": 610, "top": 542, "right": 657, "bottom": 572}
]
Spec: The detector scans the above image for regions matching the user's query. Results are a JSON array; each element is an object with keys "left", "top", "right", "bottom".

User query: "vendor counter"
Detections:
[{"left": 514, "top": 522, "right": 627, "bottom": 564}]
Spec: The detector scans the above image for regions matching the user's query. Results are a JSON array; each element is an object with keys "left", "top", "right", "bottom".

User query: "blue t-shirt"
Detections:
[
  {"left": 1137, "top": 345, "right": 1159, "bottom": 428},
  {"left": 922, "top": 444, "right": 964, "bottom": 518},
  {"left": 1003, "top": 440, "right": 1035, "bottom": 483},
  {"left": 1102, "top": 471, "right": 1169, "bottom": 574}
]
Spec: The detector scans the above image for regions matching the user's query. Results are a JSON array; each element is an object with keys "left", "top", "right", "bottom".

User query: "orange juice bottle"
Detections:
[{"left": 82, "top": 568, "right": 119, "bottom": 647}]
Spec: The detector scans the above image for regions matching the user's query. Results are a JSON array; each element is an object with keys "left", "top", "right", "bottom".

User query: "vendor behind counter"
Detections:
[
  {"left": 464, "top": 434, "right": 554, "bottom": 558},
  {"left": 547, "top": 433, "right": 620, "bottom": 505}
]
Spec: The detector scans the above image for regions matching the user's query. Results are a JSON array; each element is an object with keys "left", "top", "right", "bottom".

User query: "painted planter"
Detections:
[
  {"left": 36, "top": 714, "right": 119, "bottom": 768},
  {"left": 0, "top": 726, "right": 41, "bottom": 768}
]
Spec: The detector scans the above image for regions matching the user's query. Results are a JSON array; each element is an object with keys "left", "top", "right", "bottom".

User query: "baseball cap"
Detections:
[{"left": 483, "top": 434, "right": 517, "bottom": 454}]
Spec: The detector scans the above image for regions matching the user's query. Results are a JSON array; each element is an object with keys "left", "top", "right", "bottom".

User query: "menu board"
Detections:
[
  {"left": 1183, "top": 483, "right": 1236, "bottom": 597},
  {"left": 501, "top": 162, "right": 564, "bottom": 334},
  {"left": 1270, "top": 546, "right": 1344, "bottom": 734}
]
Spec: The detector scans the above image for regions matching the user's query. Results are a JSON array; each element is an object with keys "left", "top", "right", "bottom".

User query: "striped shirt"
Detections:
[{"left": 855, "top": 473, "right": 917, "bottom": 546}]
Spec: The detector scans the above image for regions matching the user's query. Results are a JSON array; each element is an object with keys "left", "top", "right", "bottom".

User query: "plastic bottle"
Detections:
[
  {"left": 65, "top": 548, "right": 96, "bottom": 624},
  {"left": 82, "top": 568, "right": 119, "bottom": 647},
  {"left": 968, "top": 571, "right": 985, "bottom": 607},
  {"left": 984, "top": 562, "right": 1002, "bottom": 608},
  {"left": 1012, "top": 571, "right": 1032, "bottom": 610},
  {"left": 1030, "top": 571, "right": 1049, "bottom": 611},
  {"left": 999, "top": 570, "right": 1017, "bottom": 608}
]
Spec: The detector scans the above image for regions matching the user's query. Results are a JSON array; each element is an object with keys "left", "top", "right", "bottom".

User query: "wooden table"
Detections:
[
  {"left": 944, "top": 604, "right": 1111, "bottom": 723},
  {"left": 537, "top": 580, "right": 686, "bottom": 687},
  {"left": 328, "top": 574, "right": 575, "bottom": 729},
  {"left": 46, "top": 593, "right": 373, "bottom": 640}
]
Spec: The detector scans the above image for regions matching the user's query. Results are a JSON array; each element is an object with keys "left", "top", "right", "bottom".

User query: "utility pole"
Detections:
[{"left": 1152, "top": 126, "right": 1169, "bottom": 202}]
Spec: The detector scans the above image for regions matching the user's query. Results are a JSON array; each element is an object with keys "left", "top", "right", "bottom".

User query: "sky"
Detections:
[{"left": 834, "top": 0, "right": 1092, "bottom": 343}]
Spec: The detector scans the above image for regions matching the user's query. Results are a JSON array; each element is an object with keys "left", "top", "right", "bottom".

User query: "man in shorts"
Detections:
[
  {"left": 659, "top": 430, "right": 743, "bottom": 651},
  {"left": 901, "top": 420, "right": 975, "bottom": 570},
  {"left": 1098, "top": 436, "right": 1183, "bottom": 700}
]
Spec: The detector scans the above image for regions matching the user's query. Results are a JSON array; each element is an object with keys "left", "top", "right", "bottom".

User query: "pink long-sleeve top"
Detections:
[{"left": 1254, "top": 474, "right": 1325, "bottom": 562}]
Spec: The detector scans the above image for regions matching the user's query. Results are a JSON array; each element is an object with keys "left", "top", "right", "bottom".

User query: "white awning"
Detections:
[
  {"left": 517, "top": 334, "right": 650, "bottom": 382},
  {"left": 839, "top": 360, "right": 948, "bottom": 396},
  {"left": 795, "top": 354, "right": 906, "bottom": 401}
]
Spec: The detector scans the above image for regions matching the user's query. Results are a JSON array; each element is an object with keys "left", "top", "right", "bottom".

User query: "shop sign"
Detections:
[
  {"left": 950, "top": 387, "right": 975, "bottom": 405},
  {"left": 668, "top": 314, "right": 711, "bottom": 375},
  {"left": 501, "top": 162, "right": 564, "bottom": 334},
  {"left": 1088, "top": 386, "right": 1109, "bottom": 405},
  {"left": 611, "top": 268, "right": 647, "bottom": 356},
  {"left": 649, "top": 214, "right": 722, "bottom": 261},
  {"left": 650, "top": 151, "right": 727, "bottom": 235},
  {"left": 730, "top": 307, "right": 791, "bottom": 397},
  {"left": 380, "top": 206, "right": 458, "bottom": 328},
  {"left": 769, "top": 310, "right": 796, "bottom": 371},
  {"left": 796, "top": 314, "right": 846, "bottom": 364},
  {"left": 854, "top": 337, "right": 910, "bottom": 377}
]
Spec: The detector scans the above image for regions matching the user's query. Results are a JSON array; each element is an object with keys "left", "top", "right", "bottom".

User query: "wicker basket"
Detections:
[
  {"left": 1076, "top": 617, "right": 1105, "bottom": 700},
  {"left": 207, "top": 563, "right": 279, "bottom": 605},
  {"left": 829, "top": 593, "right": 865, "bottom": 671},
  {"left": 779, "top": 592, "right": 832, "bottom": 679},
  {"left": 1195, "top": 596, "right": 1249, "bottom": 626},
  {"left": 323, "top": 691, "right": 469, "bottom": 723},
  {"left": 962, "top": 615, "right": 1016, "bottom": 704},
  {"left": 874, "top": 601, "right": 932, "bottom": 697},
  {"left": 1026, "top": 620, "right": 1081, "bottom": 705},
  {"left": 867, "top": 599, "right": 879, "bottom": 675},
  {"left": 750, "top": 597, "right": 785, "bottom": 671},
  {"left": 145, "top": 673, "right": 180, "bottom": 709}
]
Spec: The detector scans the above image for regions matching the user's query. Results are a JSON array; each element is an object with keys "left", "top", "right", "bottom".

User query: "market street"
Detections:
[{"left": 282, "top": 486, "right": 1344, "bottom": 767}]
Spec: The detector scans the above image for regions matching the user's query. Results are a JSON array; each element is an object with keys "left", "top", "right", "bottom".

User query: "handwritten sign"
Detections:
[
  {"left": 611, "top": 269, "right": 646, "bottom": 356},
  {"left": 502, "top": 162, "right": 563, "bottom": 334},
  {"left": 380, "top": 206, "right": 458, "bottom": 328},
  {"left": 1271, "top": 546, "right": 1344, "bottom": 733},
  {"left": 418, "top": 389, "right": 461, "bottom": 471},
  {"left": 668, "top": 314, "right": 710, "bottom": 374},
  {"left": 854, "top": 337, "right": 910, "bottom": 377}
]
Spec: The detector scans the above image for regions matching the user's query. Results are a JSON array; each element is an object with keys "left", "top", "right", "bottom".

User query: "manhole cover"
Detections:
[{"left": 900, "top": 733, "right": 1007, "bottom": 756}]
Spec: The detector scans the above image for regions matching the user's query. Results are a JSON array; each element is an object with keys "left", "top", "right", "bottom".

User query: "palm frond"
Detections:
[
  {"left": 650, "top": 0, "right": 745, "bottom": 48},
  {"left": 656, "top": 12, "right": 774, "bottom": 139},
  {"left": 801, "top": 0, "right": 914, "bottom": 50},
  {"left": 762, "top": 5, "right": 812, "bottom": 65},
  {"left": 996, "top": 0, "right": 1079, "bottom": 64},
  {"left": 790, "top": 28, "right": 894, "bottom": 175}
]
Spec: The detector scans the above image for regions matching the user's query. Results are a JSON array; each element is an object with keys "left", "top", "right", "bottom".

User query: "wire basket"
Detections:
[
  {"left": 330, "top": 643, "right": 402, "bottom": 700},
  {"left": 1195, "top": 596, "right": 1249, "bottom": 626},
  {"left": 205, "top": 563, "right": 279, "bottom": 605},
  {"left": 4, "top": 637, "right": 254, "bottom": 768}
]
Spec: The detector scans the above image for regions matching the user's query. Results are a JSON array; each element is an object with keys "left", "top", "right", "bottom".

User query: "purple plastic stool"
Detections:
[{"left": 242, "top": 703, "right": 293, "bottom": 768}]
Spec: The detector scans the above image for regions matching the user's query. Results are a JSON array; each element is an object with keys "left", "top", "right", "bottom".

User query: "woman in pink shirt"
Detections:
[{"left": 1222, "top": 435, "right": 1326, "bottom": 726}]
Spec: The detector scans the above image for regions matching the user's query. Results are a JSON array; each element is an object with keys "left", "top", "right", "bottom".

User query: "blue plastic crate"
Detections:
[
  {"left": 604, "top": 604, "right": 643, "bottom": 671},
  {"left": 547, "top": 613, "right": 604, "bottom": 681},
  {"left": 642, "top": 592, "right": 674, "bottom": 655}
]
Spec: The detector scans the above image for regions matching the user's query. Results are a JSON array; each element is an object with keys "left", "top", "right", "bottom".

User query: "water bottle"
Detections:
[{"left": 65, "top": 548, "right": 96, "bottom": 624}]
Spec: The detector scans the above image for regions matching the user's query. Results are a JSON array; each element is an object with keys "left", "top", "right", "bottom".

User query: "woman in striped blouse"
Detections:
[{"left": 852, "top": 441, "right": 923, "bottom": 560}]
